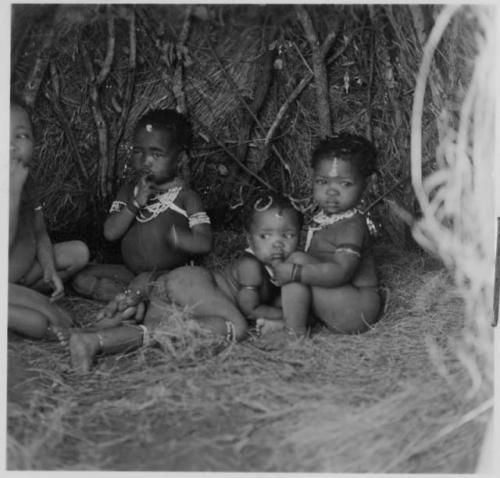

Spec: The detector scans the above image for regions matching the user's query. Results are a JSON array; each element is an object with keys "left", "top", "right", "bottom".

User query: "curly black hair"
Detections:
[
  {"left": 311, "top": 132, "right": 377, "bottom": 177},
  {"left": 244, "top": 192, "right": 303, "bottom": 232},
  {"left": 135, "top": 108, "right": 192, "bottom": 152}
]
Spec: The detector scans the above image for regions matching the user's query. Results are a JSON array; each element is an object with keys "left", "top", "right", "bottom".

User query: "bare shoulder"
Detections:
[
  {"left": 177, "top": 187, "right": 205, "bottom": 213},
  {"left": 328, "top": 213, "right": 367, "bottom": 243}
]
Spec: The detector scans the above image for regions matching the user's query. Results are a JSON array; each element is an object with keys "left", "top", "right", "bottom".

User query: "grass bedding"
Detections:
[{"left": 6, "top": 243, "right": 489, "bottom": 472}]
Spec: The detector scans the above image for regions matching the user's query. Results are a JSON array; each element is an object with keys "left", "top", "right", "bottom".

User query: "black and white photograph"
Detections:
[{"left": 4, "top": 1, "right": 497, "bottom": 473}]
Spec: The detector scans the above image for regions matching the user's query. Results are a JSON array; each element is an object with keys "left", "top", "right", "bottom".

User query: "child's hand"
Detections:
[
  {"left": 10, "top": 157, "right": 29, "bottom": 192},
  {"left": 134, "top": 174, "right": 156, "bottom": 206},
  {"left": 272, "top": 262, "right": 294, "bottom": 286},
  {"left": 44, "top": 270, "right": 65, "bottom": 302}
]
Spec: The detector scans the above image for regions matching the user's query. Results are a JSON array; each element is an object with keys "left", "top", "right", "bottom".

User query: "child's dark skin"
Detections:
[
  {"left": 260, "top": 136, "right": 381, "bottom": 337},
  {"left": 67, "top": 200, "right": 302, "bottom": 374},
  {"left": 72, "top": 111, "right": 212, "bottom": 306},
  {"left": 9, "top": 103, "right": 89, "bottom": 339}
]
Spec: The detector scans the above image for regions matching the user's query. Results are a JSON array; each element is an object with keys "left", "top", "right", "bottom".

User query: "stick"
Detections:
[
  {"left": 296, "top": 5, "right": 332, "bottom": 137},
  {"left": 111, "top": 8, "right": 137, "bottom": 184},
  {"left": 172, "top": 5, "right": 193, "bottom": 115},
  {"left": 264, "top": 31, "right": 349, "bottom": 146}
]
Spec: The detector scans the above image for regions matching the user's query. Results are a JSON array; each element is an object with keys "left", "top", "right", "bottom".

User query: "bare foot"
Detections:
[
  {"left": 48, "top": 325, "right": 77, "bottom": 347},
  {"left": 256, "top": 318, "right": 284, "bottom": 336},
  {"left": 69, "top": 333, "right": 100, "bottom": 374}
]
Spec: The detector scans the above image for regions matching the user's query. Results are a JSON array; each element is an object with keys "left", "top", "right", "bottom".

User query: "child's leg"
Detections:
[
  {"left": 69, "top": 324, "right": 145, "bottom": 374},
  {"left": 147, "top": 267, "right": 248, "bottom": 341},
  {"left": 257, "top": 251, "right": 315, "bottom": 338},
  {"left": 9, "top": 283, "right": 73, "bottom": 339},
  {"left": 71, "top": 264, "right": 135, "bottom": 302},
  {"left": 19, "top": 241, "right": 89, "bottom": 292},
  {"left": 312, "top": 285, "right": 381, "bottom": 334}
]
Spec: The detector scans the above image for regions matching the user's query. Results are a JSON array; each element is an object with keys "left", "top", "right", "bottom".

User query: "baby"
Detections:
[{"left": 262, "top": 133, "right": 382, "bottom": 337}]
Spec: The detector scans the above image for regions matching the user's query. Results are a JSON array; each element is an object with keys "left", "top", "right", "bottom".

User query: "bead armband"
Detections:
[{"left": 291, "top": 263, "right": 303, "bottom": 283}]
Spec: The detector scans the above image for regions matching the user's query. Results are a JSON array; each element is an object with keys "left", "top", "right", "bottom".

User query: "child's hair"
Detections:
[
  {"left": 10, "top": 95, "right": 34, "bottom": 128},
  {"left": 136, "top": 108, "right": 192, "bottom": 152},
  {"left": 311, "top": 132, "right": 377, "bottom": 177},
  {"left": 244, "top": 192, "right": 303, "bottom": 231}
]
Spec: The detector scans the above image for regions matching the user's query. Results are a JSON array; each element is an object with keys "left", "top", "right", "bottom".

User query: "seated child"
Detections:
[
  {"left": 9, "top": 100, "right": 89, "bottom": 339},
  {"left": 67, "top": 194, "right": 303, "bottom": 373},
  {"left": 260, "top": 133, "right": 381, "bottom": 337},
  {"left": 71, "top": 108, "right": 212, "bottom": 303}
]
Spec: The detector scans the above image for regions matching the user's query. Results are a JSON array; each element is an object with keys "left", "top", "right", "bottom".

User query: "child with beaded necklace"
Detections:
[
  {"left": 71, "top": 109, "right": 212, "bottom": 314},
  {"left": 259, "top": 133, "right": 381, "bottom": 339}
]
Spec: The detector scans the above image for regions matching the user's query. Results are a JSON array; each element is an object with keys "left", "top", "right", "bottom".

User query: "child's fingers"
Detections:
[
  {"left": 121, "top": 306, "right": 137, "bottom": 320},
  {"left": 134, "top": 302, "right": 146, "bottom": 323}
]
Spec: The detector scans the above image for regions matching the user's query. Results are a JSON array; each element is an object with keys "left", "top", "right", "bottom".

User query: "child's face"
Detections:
[
  {"left": 10, "top": 105, "right": 34, "bottom": 166},
  {"left": 313, "top": 157, "right": 366, "bottom": 215},
  {"left": 132, "top": 126, "right": 178, "bottom": 184},
  {"left": 247, "top": 207, "right": 300, "bottom": 266}
]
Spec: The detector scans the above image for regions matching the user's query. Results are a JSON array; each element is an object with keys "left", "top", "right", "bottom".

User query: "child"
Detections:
[
  {"left": 71, "top": 108, "right": 212, "bottom": 303},
  {"left": 67, "top": 194, "right": 303, "bottom": 373},
  {"left": 9, "top": 100, "right": 89, "bottom": 339},
  {"left": 259, "top": 133, "right": 381, "bottom": 337}
]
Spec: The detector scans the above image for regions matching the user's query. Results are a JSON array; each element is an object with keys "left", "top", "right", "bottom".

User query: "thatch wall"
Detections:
[{"left": 11, "top": 4, "right": 479, "bottom": 256}]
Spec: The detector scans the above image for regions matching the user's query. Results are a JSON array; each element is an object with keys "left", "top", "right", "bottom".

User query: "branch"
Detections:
[
  {"left": 296, "top": 5, "right": 332, "bottom": 137},
  {"left": 111, "top": 8, "right": 137, "bottom": 182},
  {"left": 265, "top": 30, "right": 348, "bottom": 146},
  {"left": 172, "top": 5, "right": 193, "bottom": 114},
  {"left": 22, "top": 23, "right": 56, "bottom": 107},
  {"left": 81, "top": 41, "right": 110, "bottom": 201},
  {"left": 96, "top": 9, "right": 116, "bottom": 87},
  {"left": 205, "top": 34, "right": 289, "bottom": 172},
  {"left": 190, "top": 116, "right": 277, "bottom": 193}
]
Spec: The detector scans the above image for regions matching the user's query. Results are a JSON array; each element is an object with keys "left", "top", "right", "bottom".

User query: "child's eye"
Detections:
[
  {"left": 315, "top": 178, "right": 326, "bottom": 185},
  {"left": 132, "top": 148, "right": 142, "bottom": 156},
  {"left": 152, "top": 153, "right": 164, "bottom": 160},
  {"left": 341, "top": 181, "right": 353, "bottom": 187},
  {"left": 16, "top": 133, "right": 29, "bottom": 140},
  {"left": 283, "top": 233, "right": 296, "bottom": 239},
  {"left": 259, "top": 234, "right": 271, "bottom": 240}
]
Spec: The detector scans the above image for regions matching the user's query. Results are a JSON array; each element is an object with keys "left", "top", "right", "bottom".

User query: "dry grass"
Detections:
[{"left": 7, "top": 245, "right": 489, "bottom": 472}]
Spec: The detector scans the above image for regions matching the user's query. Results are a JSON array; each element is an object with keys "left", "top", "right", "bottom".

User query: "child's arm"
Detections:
[
  {"left": 33, "top": 208, "right": 64, "bottom": 300},
  {"left": 275, "top": 219, "right": 365, "bottom": 288},
  {"left": 9, "top": 158, "right": 29, "bottom": 247},
  {"left": 235, "top": 258, "right": 283, "bottom": 321},
  {"left": 168, "top": 190, "right": 212, "bottom": 254},
  {"left": 104, "top": 178, "right": 154, "bottom": 241}
]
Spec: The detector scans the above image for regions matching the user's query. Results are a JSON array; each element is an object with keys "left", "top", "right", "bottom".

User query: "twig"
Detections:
[
  {"left": 172, "top": 5, "right": 193, "bottom": 115},
  {"left": 190, "top": 116, "right": 276, "bottom": 193},
  {"left": 296, "top": 5, "right": 332, "bottom": 137},
  {"left": 81, "top": 40, "right": 110, "bottom": 202},
  {"left": 264, "top": 30, "right": 347, "bottom": 146},
  {"left": 363, "top": 175, "right": 411, "bottom": 212},
  {"left": 46, "top": 61, "right": 88, "bottom": 183},
  {"left": 205, "top": 33, "right": 289, "bottom": 173},
  {"left": 96, "top": 9, "right": 116, "bottom": 87},
  {"left": 111, "top": 8, "right": 137, "bottom": 183},
  {"left": 22, "top": 21, "right": 56, "bottom": 107}
]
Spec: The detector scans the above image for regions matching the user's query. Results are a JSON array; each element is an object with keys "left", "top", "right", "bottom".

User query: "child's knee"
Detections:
[
  {"left": 72, "top": 241, "right": 90, "bottom": 268},
  {"left": 71, "top": 270, "right": 94, "bottom": 295}
]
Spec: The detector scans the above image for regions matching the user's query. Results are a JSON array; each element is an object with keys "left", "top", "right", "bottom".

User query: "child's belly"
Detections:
[
  {"left": 121, "top": 213, "right": 191, "bottom": 273},
  {"left": 9, "top": 220, "right": 37, "bottom": 283}
]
